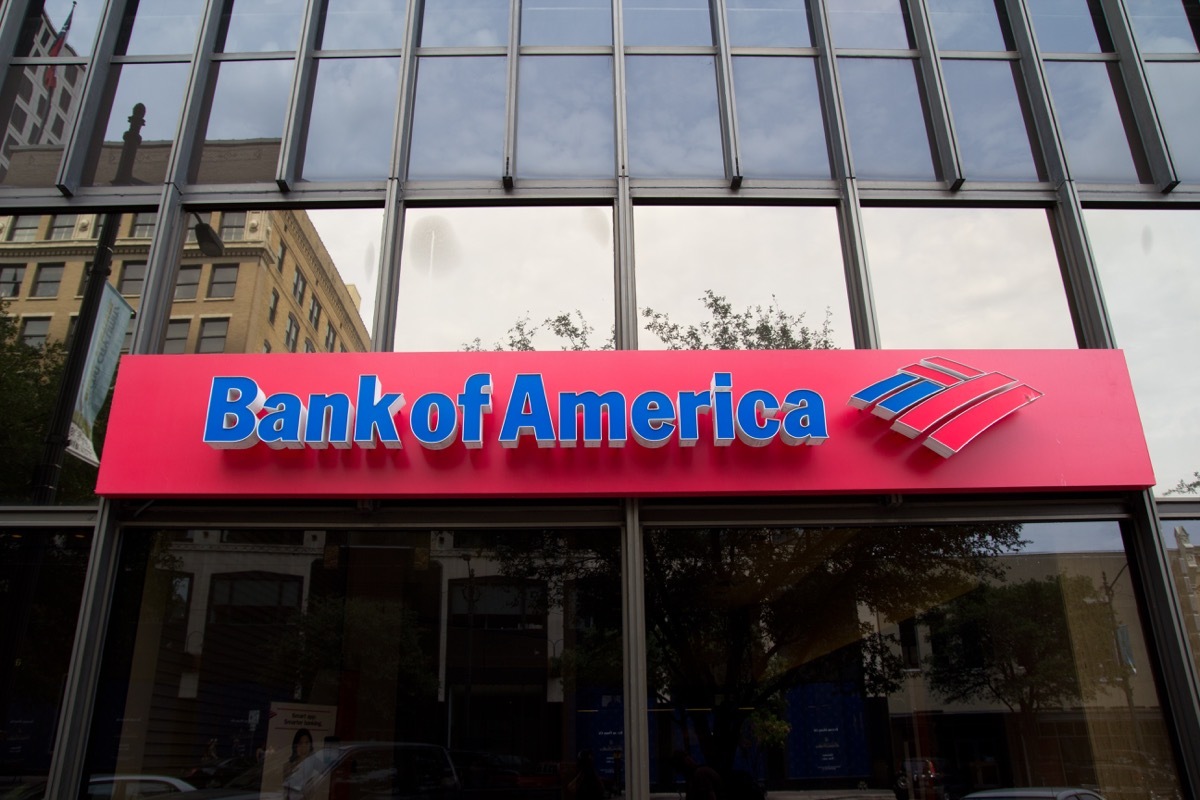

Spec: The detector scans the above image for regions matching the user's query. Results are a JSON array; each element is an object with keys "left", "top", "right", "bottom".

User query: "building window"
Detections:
[
  {"left": 118, "top": 262, "right": 147, "bottom": 296},
  {"left": 163, "top": 319, "right": 190, "bottom": 354},
  {"left": 219, "top": 212, "right": 246, "bottom": 242},
  {"left": 0, "top": 265, "right": 25, "bottom": 297},
  {"left": 304, "top": 338, "right": 316, "bottom": 353},
  {"left": 268, "top": 289, "right": 280, "bottom": 323},
  {"left": 20, "top": 317, "right": 50, "bottom": 348},
  {"left": 207, "top": 264, "right": 239, "bottom": 298},
  {"left": 130, "top": 212, "right": 157, "bottom": 238},
  {"left": 48, "top": 214, "right": 77, "bottom": 240},
  {"left": 308, "top": 296, "right": 321, "bottom": 327},
  {"left": 186, "top": 212, "right": 211, "bottom": 242},
  {"left": 292, "top": 270, "right": 307, "bottom": 304},
  {"left": 284, "top": 314, "right": 300, "bottom": 352},
  {"left": 31, "top": 264, "right": 64, "bottom": 298},
  {"left": 197, "top": 318, "right": 229, "bottom": 353},
  {"left": 276, "top": 241, "right": 286, "bottom": 272},
  {"left": 175, "top": 266, "right": 201, "bottom": 300},
  {"left": 262, "top": 340, "right": 271, "bottom": 353},
  {"left": 324, "top": 322, "right": 336, "bottom": 351},
  {"left": 8, "top": 216, "right": 39, "bottom": 241}
]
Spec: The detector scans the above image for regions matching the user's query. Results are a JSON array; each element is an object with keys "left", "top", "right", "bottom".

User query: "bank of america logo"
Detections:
[{"left": 849, "top": 357, "right": 1043, "bottom": 458}]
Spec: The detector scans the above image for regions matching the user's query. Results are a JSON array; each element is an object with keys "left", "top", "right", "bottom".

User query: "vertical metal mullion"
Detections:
[
  {"left": 130, "top": 184, "right": 187, "bottom": 354},
  {"left": 1051, "top": 181, "right": 1114, "bottom": 349},
  {"left": 621, "top": 499, "right": 649, "bottom": 800},
  {"left": 501, "top": 0, "right": 521, "bottom": 187},
  {"left": 53, "top": 0, "right": 121, "bottom": 195},
  {"left": 612, "top": 0, "right": 636, "bottom": 351},
  {"left": 1124, "top": 493, "right": 1200, "bottom": 800},
  {"left": 905, "top": 0, "right": 963, "bottom": 189},
  {"left": 1003, "top": 0, "right": 1069, "bottom": 186},
  {"left": 1097, "top": 0, "right": 1178, "bottom": 192},
  {"left": 711, "top": 0, "right": 741, "bottom": 185},
  {"left": 374, "top": 178, "right": 406, "bottom": 351},
  {"left": 387, "top": 0, "right": 423, "bottom": 182},
  {"left": 275, "top": 0, "right": 323, "bottom": 190},
  {"left": 810, "top": 0, "right": 879, "bottom": 349},
  {"left": 163, "top": 0, "right": 228, "bottom": 188},
  {"left": 43, "top": 500, "right": 123, "bottom": 800},
  {"left": 0, "top": 0, "right": 23, "bottom": 76}
]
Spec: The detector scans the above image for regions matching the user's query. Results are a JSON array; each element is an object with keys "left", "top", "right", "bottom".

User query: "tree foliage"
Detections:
[
  {"left": 1166, "top": 472, "right": 1200, "bottom": 495},
  {"left": 642, "top": 290, "right": 837, "bottom": 350}
]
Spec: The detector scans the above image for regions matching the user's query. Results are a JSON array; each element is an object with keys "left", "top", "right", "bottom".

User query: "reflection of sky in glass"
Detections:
[
  {"left": 1044, "top": 61, "right": 1141, "bottom": 183},
  {"left": 302, "top": 58, "right": 401, "bottom": 181},
  {"left": 634, "top": 206, "right": 852, "bottom": 350},
  {"left": 521, "top": 0, "right": 612, "bottom": 45},
  {"left": 394, "top": 207, "right": 615, "bottom": 351},
  {"left": 319, "top": 0, "right": 408, "bottom": 49},
  {"left": 408, "top": 57, "right": 506, "bottom": 179},
  {"left": 517, "top": 57, "right": 615, "bottom": 179},
  {"left": 1145, "top": 63, "right": 1200, "bottom": 181},
  {"left": 309, "top": 208, "right": 387, "bottom": 333},
  {"left": 623, "top": 0, "right": 712, "bottom": 46},
  {"left": 219, "top": 0, "right": 306, "bottom": 52},
  {"left": 942, "top": 60, "right": 1040, "bottom": 181},
  {"left": 85, "top": 62, "right": 190, "bottom": 186},
  {"left": 926, "top": 0, "right": 1008, "bottom": 51},
  {"left": 1027, "top": 0, "right": 1108, "bottom": 52},
  {"left": 863, "top": 207, "right": 1077, "bottom": 348},
  {"left": 726, "top": 0, "right": 811, "bottom": 47},
  {"left": 420, "top": 0, "right": 509, "bottom": 46},
  {"left": 1086, "top": 209, "right": 1200, "bottom": 496},
  {"left": 828, "top": 0, "right": 911, "bottom": 49},
  {"left": 20, "top": 0, "right": 104, "bottom": 56},
  {"left": 838, "top": 58, "right": 935, "bottom": 180},
  {"left": 1019, "top": 521, "right": 1124, "bottom": 553},
  {"left": 1126, "top": 0, "right": 1200, "bottom": 53},
  {"left": 625, "top": 56, "right": 724, "bottom": 178},
  {"left": 732, "top": 57, "right": 829, "bottom": 179},
  {"left": 201, "top": 59, "right": 293, "bottom": 141},
  {"left": 1161, "top": 520, "right": 1199, "bottom": 551},
  {"left": 120, "top": 0, "right": 205, "bottom": 55}
]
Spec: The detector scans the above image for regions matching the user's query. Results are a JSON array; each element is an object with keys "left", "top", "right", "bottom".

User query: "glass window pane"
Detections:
[
  {"left": 1145, "top": 62, "right": 1200, "bottom": 182},
  {"left": 623, "top": 0, "right": 713, "bottom": 46},
  {"left": 395, "top": 207, "right": 614, "bottom": 350},
  {"left": 1086, "top": 209, "right": 1200, "bottom": 496},
  {"left": 644, "top": 521, "right": 1185, "bottom": 799},
  {"left": 838, "top": 58, "right": 936, "bottom": 180},
  {"left": 300, "top": 58, "right": 401, "bottom": 182},
  {"left": 516, "top": 56, "right": 615, "bottom": 179},
  {"left": 217, "top": 0, "right": 307, "bottom": 52},
  {"left": 521, "top": 0, "right": 613, "bottom": 46},
  {"left": 0, "top": 528, "right": 92, "bottom": 785},
  {"left": 942, "top": 59, "right": 1041, "bottom": 181},
  {"left": 625, "top": 56, "right": 724, "bottom": 179},
  {"left": 1127, "top": 0, "right": 1200, "bottom": 53},
  {"left": 1028, "top": 0, "right": 1112, "bottom": 53},
  {"left": 926, "top": 0, "right": 1010, "bottom": 51},
  {"left": 1044, "top": 61, "right": 1145, "bottom": 183},
  {"left": 726, "top": 0, "right": 811, "bottom": 48},
  {"left": 168, "top": 209, "right": 378, "bottom": 352},
  {"left": 118, "top": 0, "right": 205, "bottom": 55},
  {"left": 81, "top": 63, "right": 191, "bottom": 187},
  {"left": 635, "top": 206, "right": 851, "bottom": 349},
  {"left": 192, "top": 60, "right": 294, "bottom": 184},
  {"left": 732, "top": 57, "right": 830, "bottom": 179},
  {"left": 0, "top": 64, "right": 87, "bottom": 188},
  {"left": 420, "top": 0, "right": 509, "bottom": 46},
  {"left": 85, "top": 528, "right": 622, "bottom": 799},
  {"left": 16, "top": 0, "right": 103, "bottom": 57},
  {"left": 864, "top": 207, "right": 1077, "bottom": 348},
  {"left": 828, "top": 0, "right": 912, "bottom": 49},
  {"left": 407, "top": 57, "right": 506, "bottom": 180},
  {"left": 318, "top": 0, "right": 409, "bottom": 50}
]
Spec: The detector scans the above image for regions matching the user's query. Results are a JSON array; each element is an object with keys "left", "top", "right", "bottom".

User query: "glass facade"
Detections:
[{"left": 1, "top": 0, "right": 1199, "bottom": 798}]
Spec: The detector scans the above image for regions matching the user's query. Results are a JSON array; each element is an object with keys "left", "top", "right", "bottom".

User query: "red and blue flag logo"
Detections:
[{"left": 849, "top": 356, "right": 1042, "bottom": 458}]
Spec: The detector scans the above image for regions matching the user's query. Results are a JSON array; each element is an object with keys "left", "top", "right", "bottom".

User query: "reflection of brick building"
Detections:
[
  {"left": 1170, "top": 525, "right": 1200, "bottom": 674},
  {"left": 0, "top": 210, "right": 369, "bottom": 355}
]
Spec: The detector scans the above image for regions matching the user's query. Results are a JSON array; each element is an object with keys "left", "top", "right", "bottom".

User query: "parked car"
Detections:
[
  {"left": 894, "top": 757, "right": 955, "bottom": 800},
  {"left": 1, "top": 775, "right": 197, "bottom": 799},
  {"left": 962, "top": 789, "right": 1107, "bottom": 800}
]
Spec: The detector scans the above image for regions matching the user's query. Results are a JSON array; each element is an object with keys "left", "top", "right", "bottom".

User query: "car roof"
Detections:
[{"left": 963, "top": 789, "right": 1104, "bottom": 800}]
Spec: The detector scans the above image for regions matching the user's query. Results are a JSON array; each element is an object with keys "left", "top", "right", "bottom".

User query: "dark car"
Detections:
[
  {"left": 894, "top": 758, "right": 954, "bottom": 800},
  {"left": 962, "top": 789, "right": 1107, "bottom": 800}
]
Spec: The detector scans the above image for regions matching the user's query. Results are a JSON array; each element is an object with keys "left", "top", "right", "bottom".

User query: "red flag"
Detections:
[{"left": 43, "top": 2, "right": 75, "bottom": 90}]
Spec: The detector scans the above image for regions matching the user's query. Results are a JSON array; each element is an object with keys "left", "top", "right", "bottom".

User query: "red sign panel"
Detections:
[{"left": 96, "top": 350, "right": 1153, "bottom": 498}]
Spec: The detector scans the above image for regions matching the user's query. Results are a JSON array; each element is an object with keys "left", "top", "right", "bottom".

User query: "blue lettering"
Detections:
[
  {"left": 203, "top": 376, "right": 265, "bottom": 449},
  {"left": 305, "top": 393, "right": 354, "bottom": 449},
  {"left": 712, "top": 373, "right": 735, "bottom": 446},
  {"left": 457, "top": 373, "right": 493, "bottom": 449},
  {"left": 631, "top": 391, "right": 675, "bottom": 448},
  {"left": 780, "top": 389, "right": 828, "bottom": 445},
  {"left": 735, "top": 389, "right": 780, "bottom": 447},
  {"left": 499, "top": 374, "right": 556, "bottom": 448},
  {"left": 559, "top": 391, "right": 627, "bottom": 448},
  {"left": 353, "top": 375, "right": 405, "bottom": 449},
  {"left": 259, "top": 393, "right": 307, "bottom": 449},
  {"left": 676, "top": 390, "right": 711, "bottom": 447},
  {"left": 412, "top": 392, "right": 459, "bottom": 450}
]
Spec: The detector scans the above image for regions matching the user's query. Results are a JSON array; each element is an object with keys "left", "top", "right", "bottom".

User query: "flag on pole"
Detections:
[{"left": 43, "top": 2, "right": 76, "bottom": 90}]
